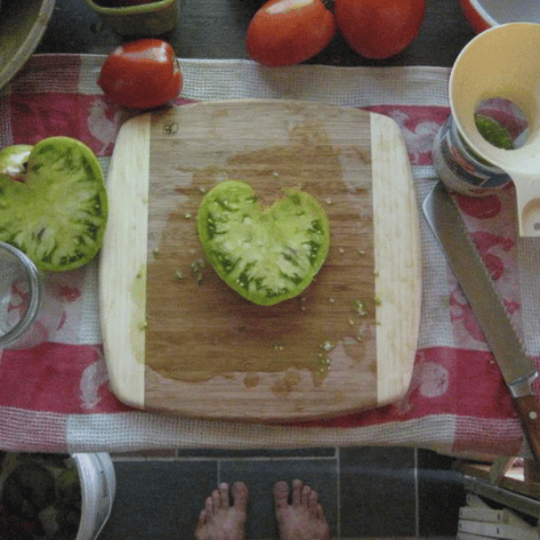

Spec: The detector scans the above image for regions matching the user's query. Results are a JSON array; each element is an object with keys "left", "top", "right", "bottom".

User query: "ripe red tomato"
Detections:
[
  {"left": 98, "top": 39, "right": 182, "bottom": 109},
  {"left": 334, "top": 0, "right": 426, "bottom": 60},
  {"left": 246, "top": 0, "right": 336, "bottom": 67}
]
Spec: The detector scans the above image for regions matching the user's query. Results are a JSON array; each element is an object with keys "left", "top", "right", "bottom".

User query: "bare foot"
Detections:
[
  {"left": 195, "top": 481, "right": 248, "bottom": 540},
  {"left": 273, "top": 479, "right": 330, "bottom": 540}
]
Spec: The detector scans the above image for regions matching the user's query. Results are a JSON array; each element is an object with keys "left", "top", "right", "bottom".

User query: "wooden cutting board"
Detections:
[{"left": 99, "top": 99, "right": 421, "bottom": 422}]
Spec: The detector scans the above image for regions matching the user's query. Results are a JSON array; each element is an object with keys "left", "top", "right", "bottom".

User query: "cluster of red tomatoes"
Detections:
[
  {"left": 97, "top": 0, "right": 426, "bottom": 109},
  {"left": 247, "top": 0, "right": 426, "bottom": 65}
]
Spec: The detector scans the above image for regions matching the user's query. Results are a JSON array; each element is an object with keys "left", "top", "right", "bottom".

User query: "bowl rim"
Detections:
[
  {"left": 466, "top": 0, "right": 498, "bottom": 27},
  {"left": 84, "top": 0, "right": 176, "bottom": 16},
  {"left": 463, "top": 0, "right": 540, "bottom": 29},
  {"left": 0, "top": 241, "right": 42, "bottom": 348},
  {"left": 0, "top": 0, "right": 56, "bottom": 91}
]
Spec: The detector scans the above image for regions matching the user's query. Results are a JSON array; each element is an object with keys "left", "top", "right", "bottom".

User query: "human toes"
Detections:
[
  {"left": 273, "top": 480, "right": 290, "bottom": 509},
  {"left": 217, "top": 482, "right": 231, "bottom": 509},
  {"left": 195, "top": 507, "right": 210, "bottom": 540},
  {"left": 204, "top": 494, "right": 213, "bottom": 513},
  {"left": 198, "top": 507, "right": 208, "bottom": 527},
  {"left": 232, "top": 481, "right": 249, "bottom": 511},
  {"left": 291, "top": 478, "right": 304, "bottom": 506},
  {"left": 300, "top": 484, "right": 315, "bottom": 507},
  {"left": 210, "top": 485, "right": 226, "bottom": 513},
  {"left": 307, "top": 486, "right": 320, "bottom": 512}
]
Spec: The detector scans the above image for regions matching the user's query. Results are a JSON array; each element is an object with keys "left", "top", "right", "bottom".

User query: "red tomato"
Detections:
[
  {"left": 98, "top": 39, "right": 182, "bottom": 109},
  {"left": 246, "top": 0, "right": 336, "bottom": 67},
  {"left": 334, "top": 0, "right": 426, "bottom": 60}
]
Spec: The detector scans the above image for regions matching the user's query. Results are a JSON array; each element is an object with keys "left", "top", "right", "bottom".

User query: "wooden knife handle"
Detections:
[{"left": 514, "top": 395, "right": 540, "bottom": 468}]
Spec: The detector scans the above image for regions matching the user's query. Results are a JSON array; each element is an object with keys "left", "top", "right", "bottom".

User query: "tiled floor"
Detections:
[{"left": 100, "top": 446, "right": 466, "bottom": 540}]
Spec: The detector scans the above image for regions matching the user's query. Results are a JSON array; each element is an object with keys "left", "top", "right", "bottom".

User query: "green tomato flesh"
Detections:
[
  {"left": 0, "top": 137, "right": 108, "bottom": 271},
  {"left": 474, "top": 114, "right": 514, "bottom": 150},
  {"left": 198, "top": 180, "right": 330, "bottom": 306}
]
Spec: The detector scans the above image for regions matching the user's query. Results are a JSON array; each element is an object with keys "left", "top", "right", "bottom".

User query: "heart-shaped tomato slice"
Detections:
[{"left": 198, "top": 180, "right": 330, "bottom": 306}]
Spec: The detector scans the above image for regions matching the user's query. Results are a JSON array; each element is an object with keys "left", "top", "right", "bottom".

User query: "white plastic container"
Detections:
[
  {"left": 72, "top": 453, "right": 116, "bottom": 540},
  {"left": 0, "top": 452, "right": 116, "bottom": 540}
]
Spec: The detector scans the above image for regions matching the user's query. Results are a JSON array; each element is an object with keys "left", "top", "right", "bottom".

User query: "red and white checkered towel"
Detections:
[{"left": 1, "top": 54, "right": 538, "bottom": 457}]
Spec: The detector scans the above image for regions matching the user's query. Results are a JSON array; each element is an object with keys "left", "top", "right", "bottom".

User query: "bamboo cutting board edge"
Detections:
[
  {"left": 371, "top": 113, "right": 422, "bottom": 405},
  {"left": 99, "top": 99, "right": 421, "bottom": 418},
  {"left": 99, "top": 111, "right": 151, "bottom": 409}
]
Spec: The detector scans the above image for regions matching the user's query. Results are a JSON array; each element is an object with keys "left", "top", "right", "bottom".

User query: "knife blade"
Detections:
[{"left": 423, "top": 182, "right": 540, "bottom": 464}]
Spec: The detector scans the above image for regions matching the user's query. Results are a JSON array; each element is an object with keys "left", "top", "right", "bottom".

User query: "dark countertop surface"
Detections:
[{"left": 36, "top": 0, "right": 477, "bottom": 67}]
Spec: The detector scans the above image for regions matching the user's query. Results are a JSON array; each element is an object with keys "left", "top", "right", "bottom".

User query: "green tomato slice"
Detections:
[
  {"left": 474, "top": 114, "right": 514, "bottom": 150},
  {"left": 198, "top": 180, "right": 330, "bottom": 306},
  {"left": 0, "top": 136, "right": 108, "bottom": 271}
]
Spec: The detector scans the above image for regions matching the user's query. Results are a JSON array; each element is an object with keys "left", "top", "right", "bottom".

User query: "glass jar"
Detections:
[
  {"left": 432, "top": 114, "right": 512, "bottom": 197},
  {"left": 0, "top": 241, "right": 62, "bottom": 349}
]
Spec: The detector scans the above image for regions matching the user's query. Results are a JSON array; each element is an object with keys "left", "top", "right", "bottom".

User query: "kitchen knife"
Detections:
[{"left": 423, "top": 182, "right": 540, "bottom": 464}]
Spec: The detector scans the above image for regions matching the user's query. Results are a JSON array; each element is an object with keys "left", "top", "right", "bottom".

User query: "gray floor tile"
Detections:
[
  {"left": 417, "top": 449, "right": 466, "bottom": 536},
  {"left": 340, "top": 446, "right": 417, "bottom": 538},
  {"left": 99, "top": 460, "right": 217, "bottom": 540},
  {"left": 177, "top": 447, "right": 337, "bottom": 459},
  {"left": 111, "top": 449, "right": 177, "bottom": 459},
  {"left": 220, "top": 457, "right": 338, "bottom": 540},
  {"left": 97, "top": 446, "right": 465, "bottom": 539}
]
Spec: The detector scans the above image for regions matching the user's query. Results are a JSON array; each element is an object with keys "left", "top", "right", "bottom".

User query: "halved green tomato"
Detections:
[
  {"left": 198, "top": 180, "right": 330, "bottom": 306},
  {"left": 0, "top": 137, "right": 108, "bottom": 271}
]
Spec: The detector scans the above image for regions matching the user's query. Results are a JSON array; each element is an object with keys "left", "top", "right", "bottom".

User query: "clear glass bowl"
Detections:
[{"left": 0, "top": 241, "right": 61, "bottom": 349}]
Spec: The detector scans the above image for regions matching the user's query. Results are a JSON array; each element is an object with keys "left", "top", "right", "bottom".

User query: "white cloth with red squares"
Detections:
[{"left": 0, "top": 55, "right": 538, "bottom": 458}]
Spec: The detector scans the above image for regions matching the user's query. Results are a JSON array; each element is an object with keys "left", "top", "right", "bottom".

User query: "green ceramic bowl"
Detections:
[
  {"left": 84, "top": 0, "right": 179, "bottom": 37},
  {"left": 0, "top": 0, "right": 55, "bottom": 91}
]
